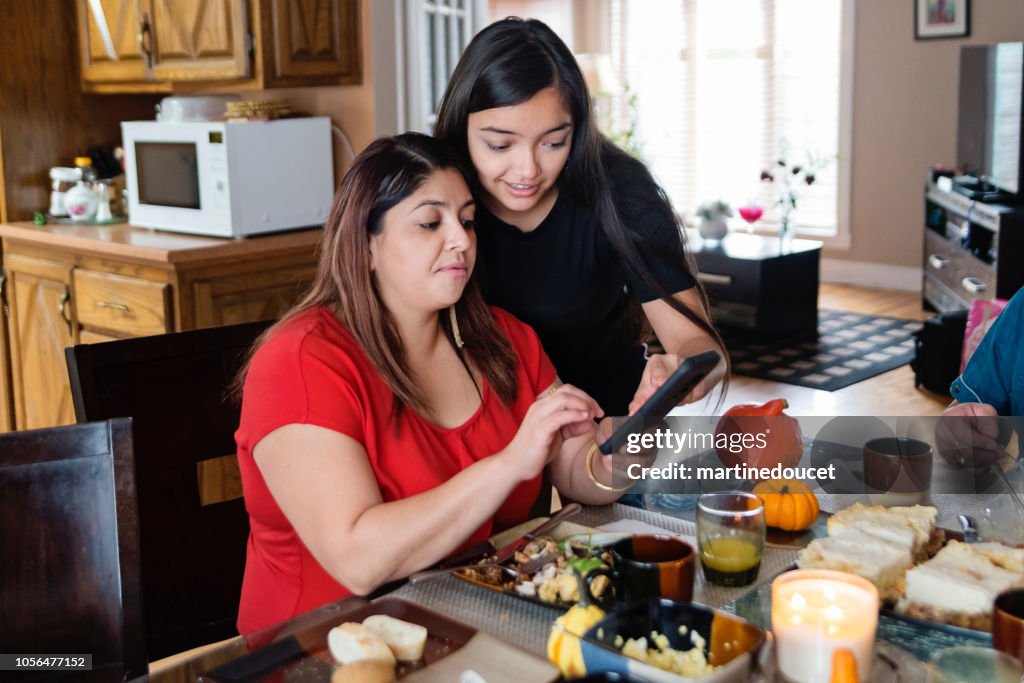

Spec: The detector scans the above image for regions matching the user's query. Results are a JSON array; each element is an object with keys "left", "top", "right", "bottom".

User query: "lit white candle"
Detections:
[{"left": 771, "top": 570, "right": 879, "bottom": 683}]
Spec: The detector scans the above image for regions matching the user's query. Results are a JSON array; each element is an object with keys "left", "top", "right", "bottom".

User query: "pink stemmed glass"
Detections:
[{"left": 738, "top": 203, "right": 763, "bottom": 234}]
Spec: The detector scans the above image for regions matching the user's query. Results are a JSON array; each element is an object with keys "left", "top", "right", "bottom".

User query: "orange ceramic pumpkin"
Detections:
[
  {"left": 752, "top": 478, "right": 819, "bottom": 531},
  {"left": 715, "top": 398, "right": 803, "bottom": 477}
]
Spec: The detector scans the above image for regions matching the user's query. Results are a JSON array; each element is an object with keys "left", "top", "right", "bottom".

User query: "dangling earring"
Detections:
[{"left": 449, "top": 304, "right": 464, "bottom": 349}]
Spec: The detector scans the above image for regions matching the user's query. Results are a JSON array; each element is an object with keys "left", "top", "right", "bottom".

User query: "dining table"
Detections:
[{"left": 134, "top": 493, "right": 1013, "bottom": 683}]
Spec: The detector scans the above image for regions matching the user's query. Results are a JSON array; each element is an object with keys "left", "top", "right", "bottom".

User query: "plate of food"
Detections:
[
  {"left": 203, "top": 598, "right": 559, "bottom": 682},
  {"left": 795, "top": 502, "right": 1024, "bottom": 636},
  {"left": 578, "top": 598, "right": 766, "bottom": 683},
  {"left": 452, "top": 519, "right": 631, "bottom": 609}
]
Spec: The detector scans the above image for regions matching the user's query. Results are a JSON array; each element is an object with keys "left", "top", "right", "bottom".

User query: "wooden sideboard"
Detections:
[{"left": 0, "top": 222, "right": 320, "bottom": 432}]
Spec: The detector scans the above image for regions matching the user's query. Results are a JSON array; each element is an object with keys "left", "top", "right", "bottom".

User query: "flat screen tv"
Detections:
[{"left": 956, "top": 42, "right": 1024, "bottom": 199}]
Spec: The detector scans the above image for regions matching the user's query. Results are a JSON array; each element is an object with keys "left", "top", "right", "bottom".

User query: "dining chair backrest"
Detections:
[
  {"left": 0, "top": 418, "right": 147, "bottom": 680},
  {"left": 65, "top": 320, "right": 272, "bottom": 660}
]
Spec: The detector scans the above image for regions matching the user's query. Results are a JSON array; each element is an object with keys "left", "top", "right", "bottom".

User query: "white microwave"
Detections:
[{"left": 121, "top": 117, "right": 334, "bottom": 238}]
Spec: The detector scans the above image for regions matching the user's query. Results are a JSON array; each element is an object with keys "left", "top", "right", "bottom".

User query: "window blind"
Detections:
[{"left": 609, "top": 0, "right": 841, "bottom": 234}]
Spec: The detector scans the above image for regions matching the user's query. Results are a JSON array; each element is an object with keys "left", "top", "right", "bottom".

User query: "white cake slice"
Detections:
[
  {"left": 969, "top": 542, "right": 1024, "bottom": 574},
  {"left": 798, "top": 527, "right": 913, "bottom": 601},
  {"left": 899, "top": 541, "right": 1024, "bottom": 630},
  {"left": 827, "top": 504, "right": 937, "bottom": 556}
]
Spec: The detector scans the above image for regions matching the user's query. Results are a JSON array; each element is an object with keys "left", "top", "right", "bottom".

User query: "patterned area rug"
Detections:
[{"left": 723, "top": 309, "right": 922, "bottom": 391}]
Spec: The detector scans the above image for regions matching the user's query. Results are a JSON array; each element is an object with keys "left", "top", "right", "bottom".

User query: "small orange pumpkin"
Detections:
[{"left": 752, "top": 478, "right": 819, "bottom": 531}]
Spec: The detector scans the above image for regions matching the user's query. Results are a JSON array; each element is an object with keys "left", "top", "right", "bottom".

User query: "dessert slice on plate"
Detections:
[
  {"left": 799, "top": 503, "right": 937, "bottom": 601},
  {"left": 827, "top": 504, "right": 940, "bottom": 559},
  {"left": 797, "top": 527, "right": 913, "bottom": 602},
  {"left": 898, "top": 540, "right": 1024, "bottom": 630}
]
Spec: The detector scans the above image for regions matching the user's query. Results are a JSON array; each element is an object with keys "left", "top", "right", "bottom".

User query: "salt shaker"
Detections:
[{"left": 95, "top": 179, "right": 114, "bottom": 222}]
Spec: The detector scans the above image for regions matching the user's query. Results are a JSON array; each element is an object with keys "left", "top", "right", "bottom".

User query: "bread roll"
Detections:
[
  {"left": 361, "top": 614, "right": 428, "bottom": 661},
  {"left": 331, "top": 659, "right": 396, "bottom": 683},
  {"left": 327, "top": 622, "right": 396, "bottom": 666}
]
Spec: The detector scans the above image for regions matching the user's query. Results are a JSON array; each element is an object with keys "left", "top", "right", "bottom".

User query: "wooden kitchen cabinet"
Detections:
[
  {"left": 78, "top": 0, "right": 152, "bottom": 85},
  {"left": 5, "top": 255, "right": 79, "bottom": 430},
  {"left": 0, "top": 222, "right": 319, "bottom": 432},
  {"left": 76, "top": 0, "right": 361, "bottom": 93},
  {"left": 147, "top": 0, "right": 250, "bottom": 82}
]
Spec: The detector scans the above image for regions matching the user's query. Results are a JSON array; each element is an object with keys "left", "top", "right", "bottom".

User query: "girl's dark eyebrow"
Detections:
[{"left": 479, "top": 122, "right": 572, "bottom": 136}]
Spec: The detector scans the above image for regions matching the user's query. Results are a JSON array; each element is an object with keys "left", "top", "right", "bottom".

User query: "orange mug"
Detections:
[
  {"left": 587, "top": 534, "right": 696, "bottom": 604},
  {"left": 993, "top": 588, "right": 1024, "bottom": 665}
]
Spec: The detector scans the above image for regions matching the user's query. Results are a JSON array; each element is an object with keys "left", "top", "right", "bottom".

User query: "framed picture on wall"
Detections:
[{"left": 915, "top": 0, "right": 970, "bottom": 39}]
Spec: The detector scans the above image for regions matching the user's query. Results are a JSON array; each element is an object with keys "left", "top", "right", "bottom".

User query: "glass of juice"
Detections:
[{"left": 696, "top": 491, "right": 766, "bottom": 587}]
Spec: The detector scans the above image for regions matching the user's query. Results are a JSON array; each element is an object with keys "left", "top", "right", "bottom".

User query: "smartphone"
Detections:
[{"left": 598, "top": 349, "right": 721, "bottom": 455}]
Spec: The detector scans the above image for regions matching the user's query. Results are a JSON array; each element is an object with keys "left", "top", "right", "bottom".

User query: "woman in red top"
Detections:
[{"left": 234, "top": 133, "right": 628, "bottom": 634}]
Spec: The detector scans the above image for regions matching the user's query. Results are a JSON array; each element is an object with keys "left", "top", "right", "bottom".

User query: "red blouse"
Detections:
[{"left": 234, "top": 306, "right": 556, "bottom": 634}]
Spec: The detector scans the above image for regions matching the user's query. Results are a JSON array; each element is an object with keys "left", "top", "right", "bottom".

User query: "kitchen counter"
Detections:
[
  {"left": 0, "top": 221, "right": 322, "bottom": 266},
  {"left": 0, "top": 221, "right": 321, "bottom": 431}
]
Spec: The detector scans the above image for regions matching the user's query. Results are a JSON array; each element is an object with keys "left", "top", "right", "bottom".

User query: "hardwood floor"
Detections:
[{"left": 683, "top": 283, "right": 951, "bottom": 417}]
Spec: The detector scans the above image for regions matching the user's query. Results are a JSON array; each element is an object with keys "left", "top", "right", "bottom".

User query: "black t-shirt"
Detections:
[{"left": 475, "top": 153, "right": 695, "bottom": 416}]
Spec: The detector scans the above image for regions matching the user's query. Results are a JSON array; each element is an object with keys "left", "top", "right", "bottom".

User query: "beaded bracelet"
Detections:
[{"left": 585, "top": 443, "right": 635, "bottom": 492}]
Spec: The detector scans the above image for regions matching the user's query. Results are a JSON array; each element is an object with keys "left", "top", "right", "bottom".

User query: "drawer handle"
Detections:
[
  {"left": 961, "top": 277, "right": 987, "bottom": 294},
  {"left": 928, "top": 254, "right": 950, "bottom": 269},
  {"left": 96, "top": 301, "right": 130, "bottom": 313},
  {"left": 697, "top": 272, "right": 733, "bottom": 286},
  {"left": 57, "top": 289, "right": 73, "bottom": 336}
]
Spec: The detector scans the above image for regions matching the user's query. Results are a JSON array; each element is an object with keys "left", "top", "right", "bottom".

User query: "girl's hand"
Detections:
[
  {"left": 629, "top": 352, "right": 721, "bottom": 414},
  {"left": 629, "top": 353, "right": 680, "bottom": 414},
  {"left": 500, "top": 384, "right": 603, "bottom": 482}
]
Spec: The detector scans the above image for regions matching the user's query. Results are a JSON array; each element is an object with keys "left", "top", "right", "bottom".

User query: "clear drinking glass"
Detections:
[
  {"left": 926, "top": 646, "right": 1024, "bottom": 683},
  {"left": 696, "top": 491, "right": 766, "bottom": 587}
]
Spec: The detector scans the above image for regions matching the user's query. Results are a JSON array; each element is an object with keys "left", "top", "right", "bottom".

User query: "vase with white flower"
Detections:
[
  {"left": 696, "top": 200, "right": 733, "bottom": 242},
  {"left": 760, "top": 154, "right": 829, "bottom": 252}
]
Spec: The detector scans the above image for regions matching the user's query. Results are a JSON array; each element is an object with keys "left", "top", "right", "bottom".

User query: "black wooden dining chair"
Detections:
[
  {"left": 65, "top": 320, "right": 273, "bottom": 661},
  {"left": 0, "top": 418, "right": 148, "bottom": 681}
]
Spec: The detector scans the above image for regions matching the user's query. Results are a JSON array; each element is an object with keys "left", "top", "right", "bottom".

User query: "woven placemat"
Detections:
[{"left": 384, "top": 504, "right": 799, "bottom": 656}]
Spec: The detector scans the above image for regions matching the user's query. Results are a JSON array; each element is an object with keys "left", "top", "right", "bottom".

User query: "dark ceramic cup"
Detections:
[
  {"left": 863, "top": 436, "right": 933, "bottom": 506},
  {"left": 994, "top": 589, "right": 1024, "bottom": 665},
  {"left": 588, "top": 534, "right": 695, "bottom": 604}
]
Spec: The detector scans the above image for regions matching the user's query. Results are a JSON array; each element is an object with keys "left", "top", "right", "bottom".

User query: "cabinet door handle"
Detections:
[
  {"left": 57, "top": 289, "right": 74, "bottom": 335},
  {"left": 0, "top": 271, "right": 7, "bottom": 318},
  {"left": 961, "top": 277, "right": 987, "bottom": 294},
  {"left": 96, "top": 301, "right": 130, "bottom": 313},
  {"left": 697, "top": 272, "right": 733, "bottom": 286},
  {"left": 928, "top": 254, "right": 950, "bottom": 270},
  {"left": 138, "top": 13, "right": 153, "bottom": 69}
]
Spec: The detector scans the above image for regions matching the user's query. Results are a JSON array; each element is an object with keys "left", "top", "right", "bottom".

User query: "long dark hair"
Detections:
[
  {"left": 435, "top": 17, "right": 726, "bottom": 383},
  {"left": 234, "top": 133, "right": 519, "bottom": 424}
]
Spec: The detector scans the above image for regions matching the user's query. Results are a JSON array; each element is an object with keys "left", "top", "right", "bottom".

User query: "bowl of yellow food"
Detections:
[{"left": 578, "top": 599, "right": 765, "bottom": 682}]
